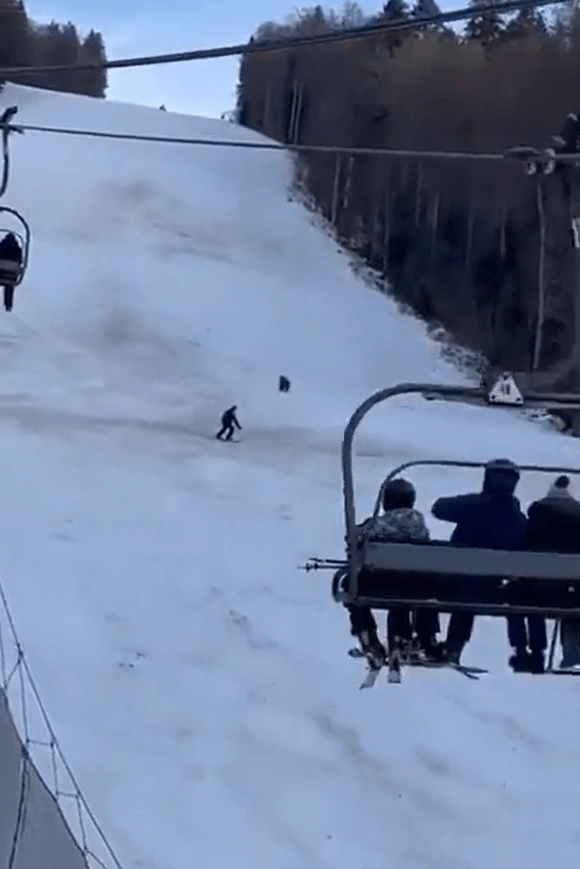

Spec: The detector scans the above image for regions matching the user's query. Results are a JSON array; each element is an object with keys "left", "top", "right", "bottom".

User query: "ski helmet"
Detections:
[{"left": 382, "top": 477, "right": 416, "bottom": 511}]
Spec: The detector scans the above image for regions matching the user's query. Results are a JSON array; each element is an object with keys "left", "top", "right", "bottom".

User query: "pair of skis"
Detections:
[
  {"left": 347, "top": 646, "right": 488, "bottom": 689},
  {"left": 547, "top": 667, "right": 580, "bottom": 675}
]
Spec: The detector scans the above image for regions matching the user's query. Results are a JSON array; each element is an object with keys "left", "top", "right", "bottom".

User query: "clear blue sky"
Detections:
[{"left": 25, "top": 1, "right": 455, "bottom": 118}]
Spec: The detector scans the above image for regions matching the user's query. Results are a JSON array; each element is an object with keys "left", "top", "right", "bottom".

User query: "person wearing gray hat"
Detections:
[{"left": 527, "top": 474, "right": 580, "bottom": 669}]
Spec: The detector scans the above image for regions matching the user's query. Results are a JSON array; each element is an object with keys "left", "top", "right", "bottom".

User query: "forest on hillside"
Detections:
[
  {"left": 237, "top": 0, "right": 580, "bottom": 388},
  {"left": 0, "top": 0, "right": 107, "bottom": 98}
]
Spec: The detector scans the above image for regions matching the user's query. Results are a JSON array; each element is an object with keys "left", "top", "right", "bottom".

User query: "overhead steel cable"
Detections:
[
  {"left": 5, "top": 121, "right": 576, "bottom": 172},
  {"left": 0, "top": 0, "right": 570, "bottom": 76}
]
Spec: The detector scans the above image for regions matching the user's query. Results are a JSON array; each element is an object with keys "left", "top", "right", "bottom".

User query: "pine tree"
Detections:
[
  {"left": 236, "top": 36, "right": 254, "bottom": 125},
  {"left": 377, "top": 0, "right": 410, "bottom": 22},
  {"left": 340, "top": 2, "right": 365, "bottom": 28},
  {"left": 411, "top": 0, "right": 442, "bottom": 37},
  {"left": 55, "top": 23, "right": 81, "bottom": 93},
  {"left": 374, "top": 0, "right": 411, "bottom": 53},
  {"left": 412, "top": 0, "right": 441, "bottom": 20},
  {"left": 29, "top": 22, "right": 61, "bottom": 91},
  {"left": 502, "top": 7, "right": 547, "bottom": 41},
  {"left": 464, "top": 0, "right": 505, "bottom": 45},
  {"left": 0, "top": 0, "right": 31, "bottom": 84},
  {"left": 79, "top": 30, "right": 107, "bottom": 97}
]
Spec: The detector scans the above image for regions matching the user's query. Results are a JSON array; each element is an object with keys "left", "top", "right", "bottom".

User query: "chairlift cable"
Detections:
[
  {"left": 0, "top": 0, "right": 570, "bottom": 75},
  {"left": 0, "top": 107, "right": 21, "bottom": 199}
]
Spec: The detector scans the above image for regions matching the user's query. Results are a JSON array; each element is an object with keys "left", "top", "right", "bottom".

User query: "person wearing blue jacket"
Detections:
[{"left": 431, "top": 458, "right": 546, "bottom": 672}]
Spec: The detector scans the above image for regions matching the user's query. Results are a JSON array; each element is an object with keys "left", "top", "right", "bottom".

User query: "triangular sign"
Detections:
[{"left": 487, "top": 373, "right": 524, "bottom": 406}]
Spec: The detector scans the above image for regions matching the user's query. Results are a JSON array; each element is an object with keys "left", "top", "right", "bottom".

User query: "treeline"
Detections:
[
  {"left": 237, "top": 1, "right": 580, "bottom": 388},
  {"left": 0, "top": 0, "right": 107, "bottom": 97}
]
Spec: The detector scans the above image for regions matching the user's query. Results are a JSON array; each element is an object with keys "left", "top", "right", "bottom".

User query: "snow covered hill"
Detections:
[{"left": 1, "top": 83, "right": 580, "bottom": 869}]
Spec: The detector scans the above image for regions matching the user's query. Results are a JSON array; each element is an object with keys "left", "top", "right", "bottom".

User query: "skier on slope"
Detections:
[
  {"left": 216, "top": 405, "right": 242, "bottom": 441},
  {"left": 431, "top": 459, "right": 534, "bottom": 668},
  {"left": 527, "top": 474, "right": 580, "bottom": 669},
  {"left": 0, "top": 231, "right": 22, "bottom": 312},
  {"left": 346, "top": 477, "right": 443, "bottom": 670}
]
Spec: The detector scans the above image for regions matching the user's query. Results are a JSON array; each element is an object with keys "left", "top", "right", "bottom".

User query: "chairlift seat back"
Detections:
[
  {"left": 0, "top": 209, "right": 30, "bottom": 288},
  {"left": 363, "top": 540, "right": 580, "bottom": 580},
  {"left": 340, "top": 540, "right": 580, "bottom": 617},
  {"left": 0, "top": 258, "right": 21, "bottom": 283}
]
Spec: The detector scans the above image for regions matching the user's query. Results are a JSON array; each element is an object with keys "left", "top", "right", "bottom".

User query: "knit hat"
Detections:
[{"left": 547, "top": 474, "right": 572, "bottom": 498}]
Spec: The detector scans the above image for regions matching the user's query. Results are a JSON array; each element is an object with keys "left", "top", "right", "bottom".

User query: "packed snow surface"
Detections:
[{"left": 1, "top": 83, "right": 580, "bottom": 869}]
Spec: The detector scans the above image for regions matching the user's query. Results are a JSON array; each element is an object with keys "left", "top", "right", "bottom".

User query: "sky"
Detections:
[{"left": 23, "top": 0, "right": 454, "bottom": 119}]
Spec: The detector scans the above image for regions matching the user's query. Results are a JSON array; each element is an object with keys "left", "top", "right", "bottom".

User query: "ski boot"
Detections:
[
  {"left": 441, "top": 641, "right": 463, "bottom": 666},
  {"left": 528, "top": 650, "right": 545, "bottom": 674},
  {"left": 399, "top": 635, "right": 421, "bottom": 663},
  {"left": 509, "top": 647, "right": 531, "bottom": 673},
  {"left": 357, "top": 629, "right": 386, "bottom": 670},
  {"left": 419, "top": 637, "right": 448, "bottom": 663},
  {"left": 386, "top": 634, "right": 407, "bottom": 682},
  {"left": 559, "top": 654, "right": 580, "bottom": 670}
]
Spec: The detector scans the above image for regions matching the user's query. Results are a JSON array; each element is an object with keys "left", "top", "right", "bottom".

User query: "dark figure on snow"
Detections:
[
  {"left": 527, "top": 475, "right": 580, "bottom": 669},
  {"left": 216, "top": 405, "right": 241, "bottom": 441},
  {"left": 431, "top": 459, "right": 540, "bottom": 669},
  {"left": 346, "top": 477, "right": 442, "bottom": 669},
  {"left": 279, "top": 375, "right": 291, "bottom": 393},
  {"left": 0, "top": 231, "right": 22, "bottom": 312}
]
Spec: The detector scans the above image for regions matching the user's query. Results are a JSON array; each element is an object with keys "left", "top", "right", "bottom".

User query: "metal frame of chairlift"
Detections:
[
  {"left": 0, "top": 205, "right": 30, "bottom": 287},
  {"left": 0, "top": 107, "right": 30, "bottom": 289},
  {"left": 331, "top": 373, "right": 580, "bottom": 623}
]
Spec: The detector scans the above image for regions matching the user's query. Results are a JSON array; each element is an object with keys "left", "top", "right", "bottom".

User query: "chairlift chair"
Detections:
[
  {"left": 302, "top": 373, "right": 580, "bottom": 680},
  {"left": 0, "top": 205, "right": 30, "bottom": 288},
  {"left": 333, "top": 374, "right": 580, "bottom": 619}
]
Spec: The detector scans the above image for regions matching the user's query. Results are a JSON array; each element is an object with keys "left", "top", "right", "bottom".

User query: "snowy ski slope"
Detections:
[{"left": 1, "top": 83, "right": 580, "bottom": 869}]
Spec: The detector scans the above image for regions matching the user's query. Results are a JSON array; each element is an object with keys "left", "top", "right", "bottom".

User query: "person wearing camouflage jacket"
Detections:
[{"left": 347, "top": 477, "right": 442, "bottom": 667}]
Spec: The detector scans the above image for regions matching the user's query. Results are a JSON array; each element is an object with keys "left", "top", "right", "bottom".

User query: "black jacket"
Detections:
[
  {"left": 526, "top": 494, "right": 580, "bottom": 553},
  {"left": 431, "top": 464, "right": 526, "bottom": 550},
  {"left": 221, "top": 407, "right": 241, "bottom": 429},
  {"left": 0, "top": 233, "right": 22, "bottom": 263}
]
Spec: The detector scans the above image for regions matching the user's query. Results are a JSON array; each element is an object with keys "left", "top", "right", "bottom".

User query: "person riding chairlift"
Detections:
[
  {"left": 431, "top": 458, "right": 546, "bottom": 672},
  {"left": 346, "top": 476, "right": 443, "bottom": 670},
  {"left": 527, "top": 474, "right": 580, "bottom": 669},
  {"left": 0, "top": 231, "right": 23, "bottom": 312}
]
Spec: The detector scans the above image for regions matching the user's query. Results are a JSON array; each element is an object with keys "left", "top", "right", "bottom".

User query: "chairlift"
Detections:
[
  {"left": 303, "top": 373, "right": 580, "bottom": 680},
  {"left": 0, "top": 206, "right": 29, "bottom": 288}
]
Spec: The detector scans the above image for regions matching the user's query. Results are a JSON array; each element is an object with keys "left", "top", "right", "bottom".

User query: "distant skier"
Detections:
[
  {"left": 279, "top": 375, "right": 291, "bottom": 393},
  {"left": 216, "top": 405, "right": 242, "bottom": 441},
  {"left": 0, "top": 231, "right": 22, "bottom": 312}
]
